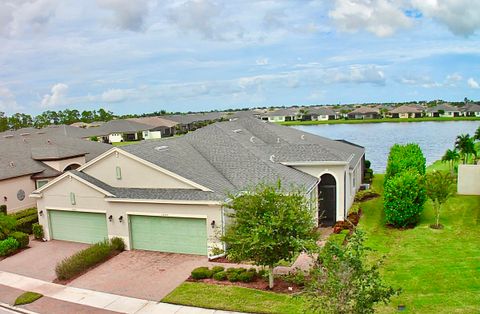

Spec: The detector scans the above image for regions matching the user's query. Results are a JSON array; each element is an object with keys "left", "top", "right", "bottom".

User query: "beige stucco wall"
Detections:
[
  {"left": 83, "top": 152, "right": 196, "bottom": 189},
  {"left": 0, "top": 175, "right": 37, "bottom": 213},
  {"left": 36, "top": 174, "right": 223, "bottom": 255},
  {"left": 457, "top": 164, "right": 480, "bottom": 195},
  {"left": 42, "top": 156, "right": 86, "bottom": 172}
]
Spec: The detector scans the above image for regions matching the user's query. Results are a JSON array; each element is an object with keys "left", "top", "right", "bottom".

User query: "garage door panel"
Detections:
[
  {"left": 49, "top": 210, "right": 108, "bottom": 244},
  {"left": 130, "top": 215, "right": 207, "bottom": 255}
]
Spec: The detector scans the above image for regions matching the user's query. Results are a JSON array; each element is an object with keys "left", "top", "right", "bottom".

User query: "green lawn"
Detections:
[
  {"left": 281, "top": 116, "right": 480, "bottom": 126},
  {"left": 162, "top": 282, "right": 305, "bottom": 314},
  {"left": 112, "top": 141, "right": 141, "bottom": 147},
  {"left": 361, "top": 175, "right": 480, "bottom": 313}
]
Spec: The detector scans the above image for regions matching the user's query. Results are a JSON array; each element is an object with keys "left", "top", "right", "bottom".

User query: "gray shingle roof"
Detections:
[
  {"left": 426, "top": 103, "right": 459, "bottom": 113},
  {"left": 389, "top": 105, "right": 423, "bottom": 114}
]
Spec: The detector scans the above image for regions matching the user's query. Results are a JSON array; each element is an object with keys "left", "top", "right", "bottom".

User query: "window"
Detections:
[
  {"left": 116, "top": 166, "right": 122, "bottom": 180},
  {"left": 70, "top": 192, "right": 76, "bottom": 205},
  {"left": 36, "top": 180, "right": 48, "bottom": 189}
]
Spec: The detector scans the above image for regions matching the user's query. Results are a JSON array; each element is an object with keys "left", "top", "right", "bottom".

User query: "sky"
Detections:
[{"left": 0, "top": 0, "right": 480, "bottom": 116}]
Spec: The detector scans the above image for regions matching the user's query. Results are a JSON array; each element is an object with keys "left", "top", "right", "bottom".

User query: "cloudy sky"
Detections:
[{"left": 1, "top": 0, "right": 480, "bottom": 115}]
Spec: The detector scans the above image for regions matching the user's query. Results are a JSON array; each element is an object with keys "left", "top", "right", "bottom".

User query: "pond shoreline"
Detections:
[{"left": 281, "top": 116, "right": 480, "bottom": 126}]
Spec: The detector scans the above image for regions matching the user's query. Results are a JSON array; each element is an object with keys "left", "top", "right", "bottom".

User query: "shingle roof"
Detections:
[
  {"left": 81, "top": 119, "right": 153, "bottom": 137},
  {"left": 127, "top": 117, "right": 178, "bottom": 128},
  {"left": 261, "top": 108, "right": 297, "bottom": 117},
  {"left": 427, "top": 103, "right": 459, "bottom": 113},
  {"left": 348, "top": 107, "right": 380, "bottom": 114},
  {"left": 461, "top": 103, "right": 480, "bottom": 113},
  {"left": 389, "top": 105, "right": 423, "bottom": 114},
  {"left": 165, "top": 112, "right": 227, "bottom": 124},
  {"left": 308, "top": 107, "right": 337, "bottom": 116}
]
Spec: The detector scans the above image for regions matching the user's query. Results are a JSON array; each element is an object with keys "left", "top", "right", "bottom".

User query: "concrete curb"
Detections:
[{"left": 0, "top": 302, "right": 37, "bottom": 314}]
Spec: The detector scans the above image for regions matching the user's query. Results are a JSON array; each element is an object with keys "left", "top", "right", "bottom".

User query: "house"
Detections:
[
  {"left": 347, "top": 106, "right": 380, "bottom": 119},
  {"left": 127, "top": 117, "right": 178, "bottom": 137},
  {"left": 388, "top": 105, "right": 423, "bottom": 118},
  {"left": 309, "top": 107, "right": 338, "bottom": 121},
  {"left": 166, "top": 112, "right": 228, "bottom": 133},
  {"left": 461, "top": 103, "right": 480, "bottom": 117},
  {"left": 83, "top": 119, "right": 156, "bottom": 143},
  {"left": 259, "top": 108, "right": 297, "bottom": 122},
  {"left": 0, "top": 131, "right": 110, "bottom": 213},
  {"left": 426, "top": 103, "right": 461, "bottom": 117},
  {"left": 31, "top": 118, "right": 365, "bottom": 257}
]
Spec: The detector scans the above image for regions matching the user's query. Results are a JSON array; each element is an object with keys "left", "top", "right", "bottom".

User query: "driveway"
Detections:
[
  {"left": 0, "top": 239, "right": 88, "bottom": 282},
  {"left": 69, "top": 250, "right": 208, "bottom": 301}
]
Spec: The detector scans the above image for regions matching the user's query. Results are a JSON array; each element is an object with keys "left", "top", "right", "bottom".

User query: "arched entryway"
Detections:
[
  {"left": 318, "top": 173, "right": 336, "bottom": 226},
  {"left": 63, "top": 164, "right": 81, "bottom": 171}
]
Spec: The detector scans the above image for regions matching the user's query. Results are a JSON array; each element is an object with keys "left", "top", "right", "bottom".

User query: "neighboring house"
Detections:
[
  {"left": 347, "top": 106, "right": 380, "bottom": 119},
  {"left": 127, "top": 117, "right": 178, "bottom": 137},
  {"left": 426, "top": 103, "right": 461, "bottom": 117},
  {"left": 461, "top": 103, "right": 480, "bottom": 117},
  {"left": 388, "top": 105, "right": 423, "bottom": 118},
  {"left": 259, "top": 108, "right": 297, "bottom": 122},
  {"left": 32, "top": 118, "right": 365, "bottom": 257},
  {"left": 166, "top": 112, "right": 227, "bottom": 133},
  {"left": 83, "top": 119, "right": 156, "bottom": 143},
  {"left": 0, "top": 132, "right": 110, "bottom": 213},
  {"left": 309, "top": 107, "right": 338, "bottom": 121}
]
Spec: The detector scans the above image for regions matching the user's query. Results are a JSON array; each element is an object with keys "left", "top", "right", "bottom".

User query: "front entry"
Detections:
[{"left": 318, "top": 174, "right": 336, "bottom": 226}]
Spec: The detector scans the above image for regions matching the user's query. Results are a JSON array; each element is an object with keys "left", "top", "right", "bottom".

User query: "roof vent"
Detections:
[
  {"left": 249, "top": 136, "right": 255, "bottom": 143},
  {"left": 233, "top": 129, "right": 242, "bottom": 133},
  {"left": 47, "top": 139, "right": 52, "bottom": 144},
  {"left": 154, "top": 145, "right": 169, "bottom": 152},
  {"left": 276, "top": 138, "right": 280, "bottom": 143},
  {"left": 3, "top": 135, "right": 13, "bottom": 138},
  {"left": 269, "top": 154, "right": 276, "bottom": 163},
  {"left": 301, "top": 134, "right": 305, "bottom": 140},
  {"left": 9, "top": 161, "right": 15, "bottom": 168},
  {"left": 36, "top": 131, "right": 45, "bottom": 134}
]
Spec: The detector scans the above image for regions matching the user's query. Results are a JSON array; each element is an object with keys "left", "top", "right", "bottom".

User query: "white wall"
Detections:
[
  {"left": 143, "top": 130, "right": 162, "bottom": 140},
  {"left": 457, "top": 164, "right": 480, "bottom": 195},
  {"left": 268, "top": 116, "right": 286, "bottom": 122},
  {"left": 108, "top": 133, "right": 124, "bottom": 143},
  {"left": 42, "top": 156, "right": 86, "bottom": 172},
  {"left": 0, "top": 175, "right": 37, "bottom": 213}
]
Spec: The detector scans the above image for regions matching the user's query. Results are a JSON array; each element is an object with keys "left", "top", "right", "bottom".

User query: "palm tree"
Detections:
[
  {"left": 442, "top": 149, "right": 460, "bottom": 174},
  {"left": 455, "top": 134, "right": 476, "bottom": 164},
  {"left": 475, "top": 126, "right": 480, "bottom": 141}
]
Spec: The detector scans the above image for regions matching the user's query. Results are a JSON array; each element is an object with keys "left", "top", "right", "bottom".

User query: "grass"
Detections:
[
  {"left": 360, "top": 175, "right": 480, "bottom": 313},
  {"left": 14, "top": 292, "right": 43, "bottom": 305},
  {"left": 112, "top": 141, "right": 141, "bottom": 147},
  {"left": 162, "top": 282, "right": 305, "bottom": 314},
  {"left": 280, "top": 116, "right": 480, "bottom": 126}
]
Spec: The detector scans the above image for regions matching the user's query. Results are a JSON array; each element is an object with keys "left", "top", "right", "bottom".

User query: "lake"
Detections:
[{"left": 293, "top": 121, "right": 480, "bottom": 173}]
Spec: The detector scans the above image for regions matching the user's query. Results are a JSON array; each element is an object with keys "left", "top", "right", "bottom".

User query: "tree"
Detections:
[
  {"left": 441, "top": 149, "right": 460, "bottom": 175},
  {"left": 222, "top": 181, "right": 317, "bottom": 288},
  {"left": 475, "top": 126, "right": 480, "bottom": 142},
  {"left": 455, "top": 134, "right": 476, "bottom": 164},
  {"left": 0, "top": 112, "right": 8, "bottom": 132},
  {"left": 8, "top": 113, "right": 33, "bottom": 130},
  {"left": 425, "top": 171, "right": 455, "bottom": 229},
  {"left": 303, "top": 230, "right": 399, "bottom": 314}
]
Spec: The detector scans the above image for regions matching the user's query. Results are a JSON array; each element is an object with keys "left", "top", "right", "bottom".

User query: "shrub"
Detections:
[
  {"left": 227, "top": 272, "right": 240, "bottom": 282},
  {"left": 354, "top": 189, "right": 379, "bottom": 202},
  {"left": 10, "top": 208, "right": 37, "bottom": 220},
  {"left": 283, "top": 269, "right": 307, "bottom": 286},
  {"left": 55, "top": 240, "right": 116, "bottom": 280},
  {"left": 9, "top": 231, "right": 29, "bottom": 249},
  {"left": 0, "top": 205, "right": 6, "bottom": 215},
  {"left": 14, "top": 292, "right": 43, "bottom": 305},
  {"left": 211, "top": 266, "right": 225, "bottom": 274},
  {"left": 32, "top": 223, "right": 44, "bottom": 240},
  {"left": 364, "top": 159, "right": 371, "bottom": 169},
  {"left": 238, "top": 271, "right": 256, "bottom": 283},
  {"left": 0, "top": 214, "right": 17, "bottom": 240},
  {"left": 15, "top": 214, "right": 38, "bottom": 234},
  {"left": 191, "top": 267, "right": 213, "bottom": 280},
  {"left": 384, "top": 170, "right": 426, "bottom": 227},
  {"left": 385, "top": 143, "right": 426, "bottom": 183},
  {"left": 213, "top": 271, "right": 227, "bottom": 281},
  {"left": 110, "top": 237, "right": 125, "bottom": 251},
  {"left": 0, "top": 238, "right": 19, "bottom": 256}
]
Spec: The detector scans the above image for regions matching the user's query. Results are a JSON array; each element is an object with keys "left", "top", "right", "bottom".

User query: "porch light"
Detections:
[
  {"left": 108, "top": 215, "right": 113, "bottom": 222},
  {"left": 3, "top": 196, "right": 6, "bottom": 202},
  {"left": 119, "top": 216, "right": 124, "bottom": 222},
  {"left": 211, "top": 220, "right": 216, "bottom": 229},
  {"left": 39, "top": 210, "right": 43, "bottom": 216}
]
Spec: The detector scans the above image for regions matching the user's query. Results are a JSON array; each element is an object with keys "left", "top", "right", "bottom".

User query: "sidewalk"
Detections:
[{"left": 0, "top": 271, "right": 239, "bottom": 314}]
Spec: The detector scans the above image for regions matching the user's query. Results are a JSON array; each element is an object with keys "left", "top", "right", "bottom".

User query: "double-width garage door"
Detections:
[
  {"left": 130, "top": 215, "right": 207, "bottom": 255},
  {"left": 49, "top": 210, "right": 108, "bottom": 244}
]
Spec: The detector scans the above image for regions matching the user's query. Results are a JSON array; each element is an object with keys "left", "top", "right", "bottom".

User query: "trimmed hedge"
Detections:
[
  {"left": 0, "top": 238, "right": 19, "bottom": 256},
  {"left": 0, "top": 205, "right": 6, "bottom": 215},
  {"left": 9, "top": 232, "right": 29, "bottom": 249},
  {"left": 32, "top": 223, "right": 44, "bottom": 240},
  {"left": 384, "top": 170, "right": 426, "bottom": 227},
  {"left": 385, "top": 143, "right": 426, "bottom": 183},
  {"left": 10, "top": 208, "right": 37, "bottom": 220},
  {"left": 213, "top": 271, "right": 227, "bottom": 281},
  {"left": 191, "top": 266, "right": 258, "bottom": 283},
  {"left": 191, "top": 267, "right": 213, "bottom": 279},
  {"left": 55, "top": 238, "right": 125, "bottom": 280},
  {"left": 16, "top": 215, "right": 38, "bottom": 234}
]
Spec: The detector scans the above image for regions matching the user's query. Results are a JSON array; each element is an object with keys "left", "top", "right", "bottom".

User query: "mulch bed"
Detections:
[{"left": 187, "top": 276, "right": 302, "bottom": 294}]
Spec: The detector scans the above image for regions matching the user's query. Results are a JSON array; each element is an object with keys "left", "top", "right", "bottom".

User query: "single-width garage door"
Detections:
[
  {"left": 130, "top": 215, "right": 207, "bottom": 255},
  {"left": 49, "top": 210, "right": 108, "bottom": 244}
]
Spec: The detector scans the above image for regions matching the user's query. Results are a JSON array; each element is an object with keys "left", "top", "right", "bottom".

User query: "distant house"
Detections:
[
  {"left": 83, "top": 119, "right": 155, "bottom": 143},
  {"left": 0, "top": 131, "right": 110, "bottom": 213},
  {"left": 388, "top": 105, "right": 423, "bottom": 118},
  {"left": 259, "top": 108, "right": 297, "bottom": 122},
  {"left": 426, "top": 104, "right": 461, "bottom": 117},
  {"left": 347, "top": 107, "right": 380, "bottom": 119},
  {"left": 461, "top": 103, "right": 480, "bottom": 117},
  {"left": 309, "top": 107, "right": 338, "bottom": 121},
  {"left": 166, "top": 112, "right": 227, "bottom": 132},
  {"left": 127, "top": 117, "right": 178, "bottom": 137}
]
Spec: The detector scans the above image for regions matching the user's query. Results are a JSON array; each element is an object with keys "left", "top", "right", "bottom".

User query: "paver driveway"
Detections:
[
  {"left": 68, "top": 250, "right": 209, "bottom": 301},
  {"left": 0, "top": 239, "right": 88, "bottom": 282}
]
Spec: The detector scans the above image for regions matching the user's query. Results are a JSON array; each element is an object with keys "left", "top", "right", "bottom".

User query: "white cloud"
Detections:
[
  {"left": 41, "top": 83, "right": 68, "bottom": 107},
  {"left": 255, "top": 58, "right": 269, "bottom": 66},
  {"left": 467, "top": 78, "right": 480, "bottom": 89},
  {"left": 411, "top": 0, "right": 480, "bottom": 36},
  {"left": 101, "top": 88, "right": 129, "bottom": 102},
  {"left": 0, "top": 86, "right": 21, "bottom": 111},
  {"left": 97, "top": 0, "right": 150, "bottom": 31},
  {"left": 326, "top": 65, "right": 386, "bottom": 85},
  {"left": 329, "top": 0, "right": 412, "bottom": 37}
]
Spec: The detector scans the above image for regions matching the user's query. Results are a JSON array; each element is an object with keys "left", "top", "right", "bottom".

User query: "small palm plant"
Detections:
[
  {"left": 441, "top": 149, "right": 459, "bottom": 175},
  {"left": 455, "top": 134, "right": 476, "bottom": 164}
]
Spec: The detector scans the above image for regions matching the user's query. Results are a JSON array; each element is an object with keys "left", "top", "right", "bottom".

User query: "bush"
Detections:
[
  {"left": 55, "top": 240, "right": 117, "bottom": 280},
  {"left": 238, "top": 271, "right": 256, "bottom": 283},
  {"left": 354, "top": 189, "right": 379, "bottom": 202},
  {"left": 15, "top": 214, "right": 38, "bottom": 234},
  {"left": 227, "top": 271, "right": 240, "bottom": 282},
  {"left": 32, "top": 223, "right": 44, "bottom": 240},
  {"left": 213, "top": 271, "right": 227, "bottom": 281},
  {"left": 0, "top": 238, "right": 19, "bottom": 256},
  {"left": 211, "top": 266, "right": 225, "bottom": 274},
  {"left": 110, "top": 237, "right": 125, "bottom": 251},
  {"left": 283, "top": 269, "right": 307, "bottom": 286},
  {"left": 9, "top": 231, "right": 29, "bottom": 249},
  {"left": 385, "top": 143, "right": 426, "bottom": 183},
  {"left": 364, "top": 159, "right": 371, "bottom": 169},
  {"left": 0, "top": 205, "right": 6, "bottom": 215},
  {"left": 10, "top": 208, "right": 37, "bottom": 220},
  {"left": 0, "top": 214, "right": 17, "bottom": 240},
  {"left": 384, "top": 170, "right": 426, "bottom": 227},
  {"left": 191, "top": 267, "right": 213, "bottom": 280}
]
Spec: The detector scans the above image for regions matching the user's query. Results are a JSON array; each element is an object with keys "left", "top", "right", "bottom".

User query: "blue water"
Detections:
[{"left": 293, "top": 121, "right": 480, "bottom": 173}]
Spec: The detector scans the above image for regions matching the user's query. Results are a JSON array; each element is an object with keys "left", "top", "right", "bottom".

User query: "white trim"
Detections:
[
  {"left": 33, "top": 172, "right": 115, "bottom": 197},
  {"left": 281, "top": 161, "right": 348, "bottom": 166},
  {"left": 47, "top": 207, "right": 107, "bottom": 214},
  {"left": 107, "top": 198, "right": 221, "bottom": 205},
  {"left": 127, "top": 212, "right": 208, "bottom": 219},
  {"left": 78, "top": 147, "right": 212, "bottom": 192}
]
